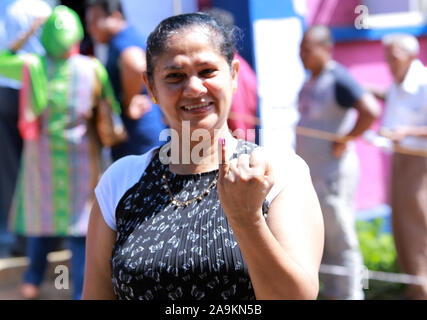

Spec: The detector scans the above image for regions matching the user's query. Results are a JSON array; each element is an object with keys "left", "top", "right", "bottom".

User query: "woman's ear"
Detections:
[
  {"left": 142, "top": 72, "right": 157, "bottom": 104},
  {"left": 231, "top": 59, "right": 240, "bottom": 94}
]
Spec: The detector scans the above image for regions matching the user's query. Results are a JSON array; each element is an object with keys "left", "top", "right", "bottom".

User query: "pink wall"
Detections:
[
  {"left": 333, "top": 38, "right": 427, "bottom": 85},
  {"left": 334, "top": 41, "right": 391, "bottom": 209},
  {"left": 306, "top": 0, "right": 360, "bottom": 26},
  {"left": 332, "top": 38, "right": 427, "bottom": 209},
  {"left": 202, "top": 0, "right": 427, "bottom": 210},
  {"left": 197, "top": 0, "right": 211, "bottom": 10},
  {"left": 305, "top": 0, "right": 427, "bottom": 210}
]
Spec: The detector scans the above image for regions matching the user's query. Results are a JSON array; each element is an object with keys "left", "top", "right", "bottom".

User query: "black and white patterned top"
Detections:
[{"left": 95, "top": 140, "right": 308, "bottom": 300}]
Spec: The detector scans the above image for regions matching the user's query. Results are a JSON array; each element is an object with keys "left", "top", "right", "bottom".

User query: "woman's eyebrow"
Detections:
[
  {"left": 162, "top": 59, "right": 219, "bottom": 71},
  {"left": 196, "top": 61, "right": 217, "bottom": 67},
  {"left": 163, "top": 65, "right": 183, "bottom": 71}
]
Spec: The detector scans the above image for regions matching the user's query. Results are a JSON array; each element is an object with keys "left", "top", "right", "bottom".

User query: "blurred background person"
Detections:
[
  {"left": 296, "top": 25, "right": 381, "bottom": 299},
  {"left": 0, "top": 0, "right": 52, "bottom": 258},
  {"left": 202, "top": 7, "right": 258, "bottom": 142},
  {"left": 85, "top": 0, "right": 166, "bottom": 161},
  {"left": 379, "top": 33, "right": 427, "bottom": 300},
  {"left": 0, "top": 5, "right": 121, "bottom": 299}
]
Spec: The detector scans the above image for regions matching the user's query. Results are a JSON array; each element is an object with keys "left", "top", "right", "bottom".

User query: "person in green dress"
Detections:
[{"left": 0, "top": 5, "right": 121, "bottom": 299}]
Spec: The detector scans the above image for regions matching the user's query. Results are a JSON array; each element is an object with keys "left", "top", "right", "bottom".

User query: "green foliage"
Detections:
[
  {"left": 356, "top": 218, "right": 398, "bottom": 273},
  {"left": 356, "top": 217, "right": 405, "bottom": 299}
]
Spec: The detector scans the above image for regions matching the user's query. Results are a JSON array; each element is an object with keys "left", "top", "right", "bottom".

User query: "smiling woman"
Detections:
[
  {"left": 82, "top": 12, "right": 324, "bottom": 301},
  {"left": 143, "top": 14, "right": 239, "bottom": 145}
]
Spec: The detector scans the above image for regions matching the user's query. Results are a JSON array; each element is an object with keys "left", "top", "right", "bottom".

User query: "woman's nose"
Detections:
[{"left": 184, "top": 75, "right": 207, "bottom": 97}]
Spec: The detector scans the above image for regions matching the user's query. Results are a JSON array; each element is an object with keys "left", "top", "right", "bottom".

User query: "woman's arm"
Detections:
[
  {"left": 234, "top": 171, "right": 323, "bottom": 299},
  {"left": 82, "top": 199, "right": 117, "bottom": 300},
  {"left": 120, "top": 46, "right": 152, "bottom": 119},
  {"left": 218, "top": 144, "right": 324, "bottom": 300},
  {"left": 252, "top": 172, "right": 323, "bottom": 299},
  {"left": 9, "top": 17, "right": 47, "bottom": 53}
]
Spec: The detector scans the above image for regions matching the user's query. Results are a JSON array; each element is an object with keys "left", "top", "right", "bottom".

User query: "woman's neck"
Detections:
[{"left": 168, "top": 130, "right": 238, "bottom": 175}]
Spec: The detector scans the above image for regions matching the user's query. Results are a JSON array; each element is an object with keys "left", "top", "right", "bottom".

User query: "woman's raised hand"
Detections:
[{"left": 217, "top": 138, "right": 275, "bottom": 227}]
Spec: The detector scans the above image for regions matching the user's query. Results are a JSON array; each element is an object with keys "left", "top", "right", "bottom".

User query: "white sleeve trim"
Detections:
[
  {"left": 265, "top": 149, "right": 310, "bottom": 207},
  {"left": 94, "top": 147, "right": 157, "bottom": 231},
  {"left": 94, "top": 146, "right": 309, "bottom": 229}
]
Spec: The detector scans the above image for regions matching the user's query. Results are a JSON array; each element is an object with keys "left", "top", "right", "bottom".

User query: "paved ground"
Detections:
[
  {"left": 0, "top": 250, "right": 72, "bottom": 300},
  {"left": 0, "top": 280, "right": 72, "bottom": 300},
  {"left": 0, "top": 206, "right": 396, "bottom": 301}
]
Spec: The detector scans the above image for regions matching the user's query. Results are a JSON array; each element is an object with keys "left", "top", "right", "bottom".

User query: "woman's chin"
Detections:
[
  {"left": 189, "top": 119, "right": 222, "bottom": 134},
  {"left": 181, "top": 112, "right": 224, "bottom": 131}
]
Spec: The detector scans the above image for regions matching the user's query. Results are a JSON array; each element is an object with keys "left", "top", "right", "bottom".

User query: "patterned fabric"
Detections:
[
  {"left": 111, "top": 140, "right": 267, "bottom": 300},
  {"left": 8, "top": 54, "right": 117, "bottom": 236}
]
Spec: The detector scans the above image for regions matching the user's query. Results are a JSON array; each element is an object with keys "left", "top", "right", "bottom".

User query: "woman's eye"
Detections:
[
  {"left": 200, "top": 69, "right": 216, "bottom": 77},
  {"left": 166, "top": 73, "right": 185, "bottom": 82}
]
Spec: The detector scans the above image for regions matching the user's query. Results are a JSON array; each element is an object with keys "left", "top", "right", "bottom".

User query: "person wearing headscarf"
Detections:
[{"left": 0, "top": 5, "right": 120, "bottom": 299}]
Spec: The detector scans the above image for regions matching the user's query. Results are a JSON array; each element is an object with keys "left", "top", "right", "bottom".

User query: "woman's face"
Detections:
[{"left": 145, "top": 27, "right": 239, "bottom": 136}]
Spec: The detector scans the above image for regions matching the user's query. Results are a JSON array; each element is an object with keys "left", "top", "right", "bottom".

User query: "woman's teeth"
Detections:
[{"left": 182, "top": 102, "right": 211, "bottom": 111}]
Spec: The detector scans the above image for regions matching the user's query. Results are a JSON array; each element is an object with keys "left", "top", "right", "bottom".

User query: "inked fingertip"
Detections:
[{"left": 219, "top": 137, "right": 225, "bottom": 147}]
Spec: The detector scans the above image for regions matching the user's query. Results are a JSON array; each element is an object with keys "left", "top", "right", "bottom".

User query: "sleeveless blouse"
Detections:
[{"left": 111, "top": 140, "right": 265, "bottom": 300}]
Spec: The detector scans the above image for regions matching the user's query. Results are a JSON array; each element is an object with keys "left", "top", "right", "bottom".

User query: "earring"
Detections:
[{"left": 151, "top": 97, "right": 157, "bottom": 104}]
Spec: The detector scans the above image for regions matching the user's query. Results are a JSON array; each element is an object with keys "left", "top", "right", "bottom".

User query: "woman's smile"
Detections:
[
  {"left": 145, "top": 28, "right": 239, "bottom": 133},
  {"left": 180, "top": 101, "right": 214, "bottom": 112}
]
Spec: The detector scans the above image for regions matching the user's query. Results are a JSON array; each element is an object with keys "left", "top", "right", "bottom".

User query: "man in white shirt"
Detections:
[
  {"left": 380, "top": 33, "right": 427, "bottom": 300},
  {"left": 0, "top": 0, "right": 52, "bottom": 256}
]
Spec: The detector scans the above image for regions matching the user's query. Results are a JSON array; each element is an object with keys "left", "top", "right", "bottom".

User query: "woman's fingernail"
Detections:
[{"left": 219, "top": 138, "right": 225, "bottom": 146}]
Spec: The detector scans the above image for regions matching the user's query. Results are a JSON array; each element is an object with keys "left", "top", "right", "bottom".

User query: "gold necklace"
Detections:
[{"left": 161, "top": 173, "right": 218, "bottom": 208}]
